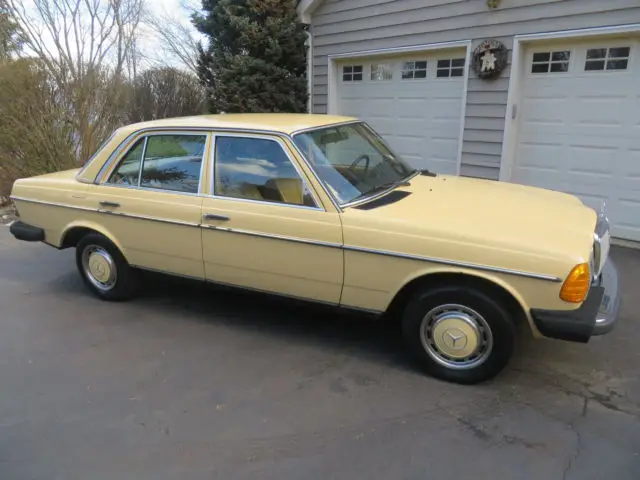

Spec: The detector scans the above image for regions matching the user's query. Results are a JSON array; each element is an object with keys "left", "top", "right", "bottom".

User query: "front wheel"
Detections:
[
  {"left": 401, "top": 284, "right": 516, "bottom": 384},
  {"left": 76, "top": 232, "right": 140, "bottom": 301}
]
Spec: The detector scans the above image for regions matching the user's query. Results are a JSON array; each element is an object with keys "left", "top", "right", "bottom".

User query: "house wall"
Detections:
[{"left": 309, "top": 0, "right": 640, "bottom": 179}]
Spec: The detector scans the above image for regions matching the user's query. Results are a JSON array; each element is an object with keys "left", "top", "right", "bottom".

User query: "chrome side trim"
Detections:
[
  {"left": 10, "top": 196, "right": 97, "bottom": 213},
  {"left": 343, "top": 244, "right": 563, "bottom": 282},
  {"left": 97, "top": 209, "right": 201, "bottom": 228},
  {"left": 11, "top": 196, "right": 562, "bottom": 282},
  {"left": 208, "top": 132, "right": 324, "bottom": 211},
  {"left": 202, "top": 224, "right": 343, "bottom": 249},
  {"left": 11, "top": 196, "right": 201, "bottom": 229}
]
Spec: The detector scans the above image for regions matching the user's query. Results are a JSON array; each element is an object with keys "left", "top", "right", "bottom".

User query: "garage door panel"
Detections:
[
  {"left": 336, "top": 49, "right": 465, "bottom": 174},
  {"left": 513, "top": 39, "right": 640, "bottom": 242},
  {"left": 515, "top": 142, "right": 563, "bottom": 170},
  {"left": 573, "top": 96, "right": 628, "bottom": 128},
  {"left": 521, "top": 98, "right": 569, "bottom": 126}
]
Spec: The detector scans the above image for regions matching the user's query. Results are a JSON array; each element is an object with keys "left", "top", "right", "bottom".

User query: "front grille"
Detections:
[{"left": 593, "top": 211, "right": 610, "bottom": 279}]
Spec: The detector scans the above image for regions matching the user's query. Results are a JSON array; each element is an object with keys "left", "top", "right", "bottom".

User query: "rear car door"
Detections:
[{"left": 86, "top": 131, "right": 209, "bottom": 279}]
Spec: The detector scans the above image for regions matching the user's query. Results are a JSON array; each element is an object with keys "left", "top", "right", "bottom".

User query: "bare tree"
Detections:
[
  {"left": 3, "top": 0, "right": 144, "bottom": 80},
  {"left": 2, "top": 0, "right": 145, "bottom": 161},
  {"left": 127, "top": 66, "right": 205, "bottom": 122},
  {"left": 143, "top": 0, "right": 201, "bottom": 74},
  {"left": 0, "top": 58, "right": 76, "bottom": 201},
  {"left": 0, "top": 6, "right": 23, "bottom": 63}
]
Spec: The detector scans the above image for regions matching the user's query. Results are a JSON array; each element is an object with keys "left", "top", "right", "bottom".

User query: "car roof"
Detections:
[{"left": 120, "top": 113, "right": 359, "bottom": 136}]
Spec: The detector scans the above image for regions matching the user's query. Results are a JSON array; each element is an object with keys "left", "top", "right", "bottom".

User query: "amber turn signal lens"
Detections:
[{"left": 560, "top": 263, "right": 591, "bottom": 303}]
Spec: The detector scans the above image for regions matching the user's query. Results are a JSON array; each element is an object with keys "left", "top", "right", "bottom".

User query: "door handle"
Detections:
[
  {"left": 99, "top": 201, "right": 120, "bottom": 208},
  {"left": 203, "top": 213, "right": 230, "bottom": 222}
]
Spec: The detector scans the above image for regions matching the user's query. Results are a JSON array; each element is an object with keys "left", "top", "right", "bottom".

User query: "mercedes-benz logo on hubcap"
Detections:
[{"left": 442, "top": 328, "right": 468, "bottom": 351}]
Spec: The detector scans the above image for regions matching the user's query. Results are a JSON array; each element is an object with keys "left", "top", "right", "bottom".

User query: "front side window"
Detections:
[
  {"left": 107, "top": 133, "right": 207, "bottom": 194},
  {"left": 292, "top": 122, "right": 416, "bottom": 205},
  {"left": 214, "top": 136, "right": 317, "bottom": 208}
]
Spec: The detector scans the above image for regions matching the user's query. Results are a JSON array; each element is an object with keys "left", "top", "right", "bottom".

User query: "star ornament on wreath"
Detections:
[{"left": 472, "top": 39, "right": 508, "bottom": 79}]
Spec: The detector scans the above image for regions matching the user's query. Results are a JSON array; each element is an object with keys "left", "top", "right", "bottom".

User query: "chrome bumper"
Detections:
[{"left": 592, "top": 258, "right": 621, "bottom": 335}]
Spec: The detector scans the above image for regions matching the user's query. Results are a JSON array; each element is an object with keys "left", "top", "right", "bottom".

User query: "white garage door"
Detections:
[
  {"left": 512, "top": 38, "right": 640, "bottom": 242},
  {"left": 336, "top": 49, "right": 467, "bottom": 175}
]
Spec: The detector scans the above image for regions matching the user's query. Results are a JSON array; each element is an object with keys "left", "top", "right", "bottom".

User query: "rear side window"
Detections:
[
  {"left": 107, "top": 133, "right": 207, "bottom": 194},
  {"left": 108, "top": 138, "right": 145, "bottom": 185},
  {"left": 140, "top": 135, "right": 207, "bottom": 193}
]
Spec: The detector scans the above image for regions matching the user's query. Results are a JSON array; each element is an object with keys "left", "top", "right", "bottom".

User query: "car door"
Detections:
[
  {"left": 85, "top": 131, "right": 210, "bottom": 279},
  {"left": 200, "top": 132, "right": 344, "bottom": 304}
]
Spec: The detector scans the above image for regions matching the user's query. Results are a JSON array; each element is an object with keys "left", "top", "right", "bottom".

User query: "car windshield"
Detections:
[{"left": 292, "top": 122, "right": 418, "bottom": 205}]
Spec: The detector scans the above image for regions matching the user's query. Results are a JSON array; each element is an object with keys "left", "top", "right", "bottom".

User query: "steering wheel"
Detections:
[{"left": 348, "top": 154, "right": 370, "bottom": 175}]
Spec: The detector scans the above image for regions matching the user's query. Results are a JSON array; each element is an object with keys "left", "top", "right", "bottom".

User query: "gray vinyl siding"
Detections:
[{"left": 309, "top": 0, "right": 640, "bottom": 180}]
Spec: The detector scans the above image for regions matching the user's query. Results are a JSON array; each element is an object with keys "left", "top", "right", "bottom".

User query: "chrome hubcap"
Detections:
[
  {"left": 420, "top": 304, "right": 493, "bottom": 370},
  {"left": 82, "top": 245, "right": 117, "bottom": 291}
]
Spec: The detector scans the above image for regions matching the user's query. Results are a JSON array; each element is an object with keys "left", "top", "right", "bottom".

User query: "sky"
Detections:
[
  {"left": 15, "top": 0, "right": 205, "bottom": 73},
  {"left": 137, "top": 0, "right": 205, "bottom": 71}
]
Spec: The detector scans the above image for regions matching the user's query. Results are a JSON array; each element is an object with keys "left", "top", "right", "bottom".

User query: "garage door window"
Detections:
[
  {"left": 343, "top": 65, "right": 363, "bottom": 82},
  {"left": 436, "top": 58, "right": 465, "bottom": 78},
  {"left": 401, "top": 60, "right": 427, "bottom": 79},
  {"left": 371, "top": 63, "right": 393, "bottom": 81},
  {"left": 585, "top": 47, "right": 630, "bottom": 71},
  {"left": 531, "top": 51, "right": 570, "bottom": 73}
]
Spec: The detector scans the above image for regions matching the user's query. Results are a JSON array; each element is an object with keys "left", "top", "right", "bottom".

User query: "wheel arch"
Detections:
[
  {"left": 385, "top": 269, "right": 534, "bottom": 333},
  {"left": 59, "top": 222, "right": 126, "bottom": 255}
]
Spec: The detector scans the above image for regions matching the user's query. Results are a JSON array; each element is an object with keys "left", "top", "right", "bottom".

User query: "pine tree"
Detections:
[{"left": 193, "top": 0, "right": 308, "bottom": 114}]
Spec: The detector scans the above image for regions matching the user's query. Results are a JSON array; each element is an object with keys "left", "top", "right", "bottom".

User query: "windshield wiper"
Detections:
[{"left": 351, "top": 178, "right": 412, "bottom": 202}]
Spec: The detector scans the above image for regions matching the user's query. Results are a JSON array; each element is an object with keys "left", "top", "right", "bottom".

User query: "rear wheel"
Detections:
[
  {"left": 401, "top": 284, "right": 516, "bottom": 384},
  {"left": 76, "top": 233, "right": 139, "bottom": 301}
]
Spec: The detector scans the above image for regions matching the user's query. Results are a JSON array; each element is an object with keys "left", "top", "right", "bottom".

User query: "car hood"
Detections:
[{"left": 342, "top": 174, "right": 597, "bottom": 269}]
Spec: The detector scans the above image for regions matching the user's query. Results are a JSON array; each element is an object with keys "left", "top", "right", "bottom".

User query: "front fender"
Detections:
[{"left": 389, "top": 265, "right": 548, "bottom": 338}]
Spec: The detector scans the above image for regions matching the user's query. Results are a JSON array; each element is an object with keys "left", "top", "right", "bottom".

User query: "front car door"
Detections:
[
  {"left": 200, "top": 132, "right": 344, "bottom": 304},
  {"left": 86, "top": 130, "right": 210, "bottom": 279}
]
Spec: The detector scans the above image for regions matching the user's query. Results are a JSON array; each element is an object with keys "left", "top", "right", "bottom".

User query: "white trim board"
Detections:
[
  {"left": 297, "top": 0, "right": 323, "bottom": 24},
  {"left": 499, "top": 23, "right": 640, "bottom": 182},
  {"left": 327, "top": 40, "right": 472, "bottom": 177}
]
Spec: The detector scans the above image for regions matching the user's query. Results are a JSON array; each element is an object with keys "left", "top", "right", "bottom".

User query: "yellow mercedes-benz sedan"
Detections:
[{"left": 9, "top": 114, "right": 620, "bottom": 384}]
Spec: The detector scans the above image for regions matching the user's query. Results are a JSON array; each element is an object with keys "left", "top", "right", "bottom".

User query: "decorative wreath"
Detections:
[{"left": 471, "top": 39, "right": 509, "bottom": 79}]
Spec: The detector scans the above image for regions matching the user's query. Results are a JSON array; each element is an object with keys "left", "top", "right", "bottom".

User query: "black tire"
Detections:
[
  {"left": 401, "top": 284, "right": 516, "bottom": 385},
  {"left": 75, "top": 232, "right": 140, "bottom": 301}
]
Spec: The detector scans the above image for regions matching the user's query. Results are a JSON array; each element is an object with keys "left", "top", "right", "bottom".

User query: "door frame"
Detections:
[
  {"left": 499, "top": 23, "right": 640, "bottom": 183},
  {"left": 327, "top": 40, "right": 472, "bottom": 176}
]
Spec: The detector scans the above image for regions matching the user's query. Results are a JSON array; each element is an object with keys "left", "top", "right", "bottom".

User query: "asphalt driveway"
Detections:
[{"left": 0, "top": 225, "right": 638, "bottom": 480}]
